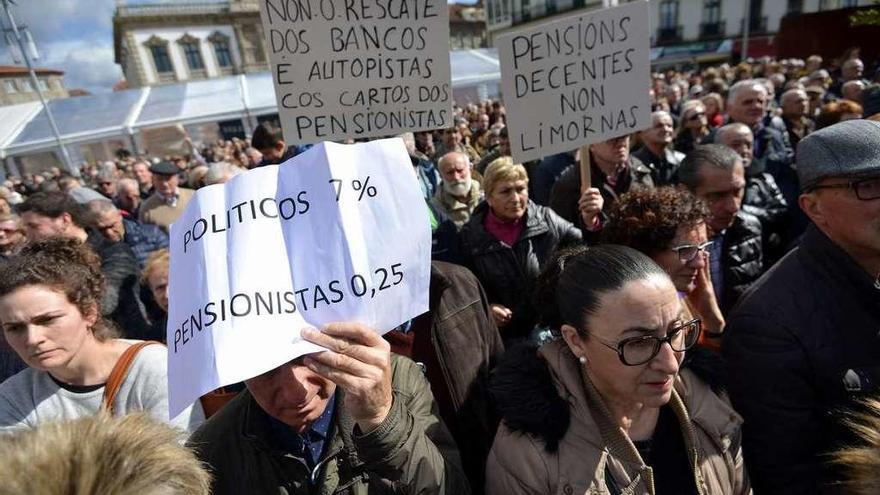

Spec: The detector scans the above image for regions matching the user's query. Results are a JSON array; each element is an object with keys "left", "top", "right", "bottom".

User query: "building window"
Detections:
[
  {"left": 660, "top": 0, "right": 679, "bottom": 29},
  {"left": 704, "top": 0, "right": 721, "bottom": 24},
  {"left": 178, "top": 34, "right": 205, "bottom": 72},
  {"left": 841, "top": 0, "right": 857, "bottom": 6},
  {"left": 145, "top": 36, "right": 174, "bottom": 76},
  {"left": 787, "top": 0, "right": 803, "bottom": 13},
  {"left": 818, "top": 0, "right": 831, "bottom": 10},
  {"left": 209, "top": 32, "right": 234, "bottom": 69},
  {"left": 3, "top": 80, "right": 17, "bottom": 93}
]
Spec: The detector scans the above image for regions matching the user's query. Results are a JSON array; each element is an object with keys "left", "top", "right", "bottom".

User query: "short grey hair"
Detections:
[
  {"left": 437, "top": 151, "right": 470, "bottom": 174},
  {"left": 714, "top": 123, "right": 753, "bottom": 144},
  {"left": 117, "top": 178, "right": 139, "bottom": 194},
  {"left": 205, "top": 162, "right": 242, "bottom": 186},
  {"left": 678, "top": 144, "right": 743, "bottom": 191},
  {"left": 780, "top": 88, "right": 807, "bottom": 106},
  {"left": 728, "top": 79, "right": 767, "bottom": 104}
]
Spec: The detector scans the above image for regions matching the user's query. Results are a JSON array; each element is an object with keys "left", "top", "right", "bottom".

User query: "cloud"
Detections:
[{"left": 0, "top": 0, "right": 120, "bottom": 93}]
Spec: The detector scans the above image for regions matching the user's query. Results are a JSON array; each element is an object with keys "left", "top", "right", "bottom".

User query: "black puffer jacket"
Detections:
[
  {"left": 742, "top": 165, "right": 789, "bottom": 265},
  {"left": 719, "top": 211, "right": 763, "bottom": 313},
  {"left": 459, "top": 201, "right": 582, "bottom": 342},
  {"left": 549, "top": 157, "right": 654, "bottom": 230},
  {"left": 724, "top": 224, "right": 880, "bottom": 494}
]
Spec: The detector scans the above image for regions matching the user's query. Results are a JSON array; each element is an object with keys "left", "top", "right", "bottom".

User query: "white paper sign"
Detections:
[
  {"left": 166, "top": 138, "right": 431, "bottom": 416},
  {"left": 258, "top": 0, "right": 453, "bottom": 145},
  {"left": 497, "top": 1, "right": 651, "bottom": 163}
]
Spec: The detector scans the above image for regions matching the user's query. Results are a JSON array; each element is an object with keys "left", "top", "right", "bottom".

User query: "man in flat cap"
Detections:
[
  {"left": 139, "top": 161, "right": 194, "bottom": 232},
  {"left": 724, "top": 119, "right": 880, "bottom": 494}
]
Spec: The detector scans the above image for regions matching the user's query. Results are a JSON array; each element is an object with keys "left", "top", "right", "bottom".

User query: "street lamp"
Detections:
[{"left": 0, "top": 0, "right": 76, "bottom": 176}]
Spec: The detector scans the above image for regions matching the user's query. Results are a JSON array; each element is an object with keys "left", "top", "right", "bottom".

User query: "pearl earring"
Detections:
[{"left": 578, "top": 356, "right": 587, "bottom": 365}]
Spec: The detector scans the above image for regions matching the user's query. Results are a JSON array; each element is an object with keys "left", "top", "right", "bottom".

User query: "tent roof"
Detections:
[{"left": 1, "top": 48, "right": 500, "bottom": 157}]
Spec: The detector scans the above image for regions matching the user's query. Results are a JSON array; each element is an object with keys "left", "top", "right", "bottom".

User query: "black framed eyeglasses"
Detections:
[
  {"left": 808, "top": 177, "right": 880, "bottom": 201},
  {"left": 687, "top": 112, "right": 705, "bottom": 121},
  {"left": 593, "top": 319, "right": 702, "bottom": 366},
  {"left": 670, "top": 241, "right": 713, "bottom": 262}
]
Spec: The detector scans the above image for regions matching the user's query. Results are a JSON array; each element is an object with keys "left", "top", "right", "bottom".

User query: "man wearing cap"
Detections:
[
  {"left": 139, "top": 161, "right": 194, "bottom": 232},
  {"left": 724, "top": 119, "right": 880, "bottom": 494}
]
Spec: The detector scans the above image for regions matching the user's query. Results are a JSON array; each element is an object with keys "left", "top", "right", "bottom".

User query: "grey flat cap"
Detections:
[
  {"left": 797, "top": 119, "right": 880, "bottom": 190},
  {"left": 150, "top": 160, "right": 178, "bottom": 176}
]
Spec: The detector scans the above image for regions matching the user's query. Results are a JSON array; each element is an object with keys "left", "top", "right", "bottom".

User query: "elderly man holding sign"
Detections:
[
  {"left": 189, "top": 322, "right": 468, "bottom": 494},
  {"left": 173, "top": 140, "right": 468, "bottom": 494}
]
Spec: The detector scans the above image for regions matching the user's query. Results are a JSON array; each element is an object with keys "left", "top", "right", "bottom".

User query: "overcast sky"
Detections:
[{"left": 0, "top": 0, "right": 477, "bottom": 95}]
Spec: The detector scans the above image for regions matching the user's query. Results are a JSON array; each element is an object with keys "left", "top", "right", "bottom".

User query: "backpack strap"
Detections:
[{"left": 102, "top": 341, "right": 162, "bottom": 415}]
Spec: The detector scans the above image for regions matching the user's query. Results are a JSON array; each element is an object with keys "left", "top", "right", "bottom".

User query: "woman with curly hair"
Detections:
[
  {"left": 601, "top": 187, "right": 725, "bottom": 350},
  {"left": 0, "top": 238, "right": 203, "bottom": 434}
]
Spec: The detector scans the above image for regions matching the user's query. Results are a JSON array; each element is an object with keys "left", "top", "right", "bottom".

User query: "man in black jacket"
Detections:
[
  {"left": 715, "top": 123, "right": 789, "bottom": 264},
  {"left": 724, "top": 119, "right": 880, "bottom": 495},
  {"left": 678, "top": 144, "right": 763, "bottom": 313}
]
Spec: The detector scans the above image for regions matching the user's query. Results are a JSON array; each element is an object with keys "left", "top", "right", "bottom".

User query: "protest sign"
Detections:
[
  {"left": 496, "top": 1, "right": 651, "bottom": 163},
  {"left": 140, "top": 124, "right": 188, "bottom": 156},
  {"left": 166, "top": 138, "right": 431, "bottom": 416},
  {"left": 258, "top": 0, "right": 453, "bottom": 145}
]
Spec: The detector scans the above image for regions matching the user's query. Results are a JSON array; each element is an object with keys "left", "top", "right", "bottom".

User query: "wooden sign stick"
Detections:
[{"left": 579, "top": 144, "right": 592, "bottom": 193}]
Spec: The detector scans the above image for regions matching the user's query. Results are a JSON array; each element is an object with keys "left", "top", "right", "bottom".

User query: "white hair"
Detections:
[
  {"left": 728, "top": 79, "right": 767, "bottom": 104},
  {"left": 205, "top": 162, "right": 243, "bottom": 186}
]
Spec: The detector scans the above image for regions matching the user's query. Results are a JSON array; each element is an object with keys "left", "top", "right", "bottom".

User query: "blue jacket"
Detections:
[{"left": 123, "top": 217, "right": 169, "bottom": 269}]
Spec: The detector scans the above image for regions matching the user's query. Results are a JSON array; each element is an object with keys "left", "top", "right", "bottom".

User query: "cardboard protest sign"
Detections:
[
  {"left": 258, "top": 0, "right": 453, "bottom": 145},
  {"left": 497, "top": 1, "right": 651, "bottom": 163},
  {"left": 166, "top": 139, "right": 431, "bottom": 416},
  {"left": 140, "top": 124, "right": 188, "bottom": 156}
]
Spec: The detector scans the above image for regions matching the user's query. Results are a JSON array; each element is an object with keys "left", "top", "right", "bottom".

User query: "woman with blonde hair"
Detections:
[
  {"left": 674, "top": 100, "right": 710, "bottom": 154},
  {"left": 0, "top": 414, "right": 211, "bottom": 495},
  {"left": 459, "top": 157, "right": 584, "bottom": 344},
  {"left": 701, "top": 93, "right": 725, "bottom": 128}
]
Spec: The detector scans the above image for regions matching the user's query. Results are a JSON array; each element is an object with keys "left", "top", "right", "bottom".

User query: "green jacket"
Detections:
[{"left": 187, "top": 355, "right": 470, "bottom": 495}]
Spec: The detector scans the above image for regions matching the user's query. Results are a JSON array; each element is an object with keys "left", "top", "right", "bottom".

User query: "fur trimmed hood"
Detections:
[{"left": 490, "top": 341, "right": 728, "bottom": 453}]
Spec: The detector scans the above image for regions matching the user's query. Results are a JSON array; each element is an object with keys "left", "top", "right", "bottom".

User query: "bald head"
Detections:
[
  {"left": 842, "top": 58, "right": 864, "bottom": 82},
  {"left": 842, "top": 80, "right": 866, "bottom": 103},
  {"left": 715, "top": 123, "right": 754, "bottom": 167},
  {"left": 438, "top": 152, "right": 472, "bottom": 198},
  {"left": 781, "top": 89, "right": 809, "bottom": 119}
]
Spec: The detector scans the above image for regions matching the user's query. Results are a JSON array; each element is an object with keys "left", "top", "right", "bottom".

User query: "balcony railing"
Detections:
[
  {"left": 700, "top": 20, "right": 724, "bottom": 38},
  {"left": 656, "top": 26, "right": 683, "bottom": 44}
]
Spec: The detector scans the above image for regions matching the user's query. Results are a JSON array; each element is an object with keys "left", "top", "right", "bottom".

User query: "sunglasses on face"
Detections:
[{"left": 670, "top": 241, "right": 713, "bottom": 262}]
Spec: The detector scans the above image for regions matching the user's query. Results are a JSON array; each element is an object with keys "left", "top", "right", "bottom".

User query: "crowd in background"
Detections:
[{"left": 0, "top": 49, "right": 878, "bottom": 495}]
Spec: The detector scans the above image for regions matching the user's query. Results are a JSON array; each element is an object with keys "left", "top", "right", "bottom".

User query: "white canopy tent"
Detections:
[{"left": 1, "top": 48, "right": 500, "bottom": 175}]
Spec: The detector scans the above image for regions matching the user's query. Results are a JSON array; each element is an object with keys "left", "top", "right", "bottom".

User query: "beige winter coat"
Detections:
[{"left": 485, "top": 341, "right": 751, "bottom": 495}]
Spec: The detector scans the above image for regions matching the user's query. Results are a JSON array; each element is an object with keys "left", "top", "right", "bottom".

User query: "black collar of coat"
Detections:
[
  {"left": 468, "top": 201, "right": 550, "bottom": 252},
  {"left": 490, "top": 342, "right": 726, "bottom": 453}
]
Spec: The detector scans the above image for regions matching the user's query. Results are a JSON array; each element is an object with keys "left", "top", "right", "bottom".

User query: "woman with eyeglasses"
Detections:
[
  {"left": 674, "top": 100, "right": 710, "bottom": 155},
  {"left": 486, "top": 245, "right": 749, "bottom": 495},
  {"left": 601, "top": 187, "right": 725, "bottom": 351}
]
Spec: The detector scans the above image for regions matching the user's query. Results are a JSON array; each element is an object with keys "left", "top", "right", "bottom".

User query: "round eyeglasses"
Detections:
[{"left": 592, "top": 319, "right": 702, "bottom": 366}]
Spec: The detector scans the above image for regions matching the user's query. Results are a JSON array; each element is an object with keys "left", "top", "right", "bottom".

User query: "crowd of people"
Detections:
[{"left": 0, "top": 50, "right": 877, "bottom": 495}]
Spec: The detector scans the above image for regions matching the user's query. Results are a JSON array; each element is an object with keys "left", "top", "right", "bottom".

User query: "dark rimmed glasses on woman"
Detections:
[
  {"left": 670, "top": 241, "right": 713, "bottom": 263},
  {"left": 592, "top": 319, "right": 702, "bottom": 366}
]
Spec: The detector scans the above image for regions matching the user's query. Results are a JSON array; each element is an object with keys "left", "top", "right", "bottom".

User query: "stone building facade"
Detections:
[{"left": 113, "top": 0, "right": 269, "bottom": 88}]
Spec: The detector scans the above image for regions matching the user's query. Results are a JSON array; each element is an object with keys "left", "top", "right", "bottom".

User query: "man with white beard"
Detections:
[{"left": 431, "top": 152, "right": 483, "bottom": 229}]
